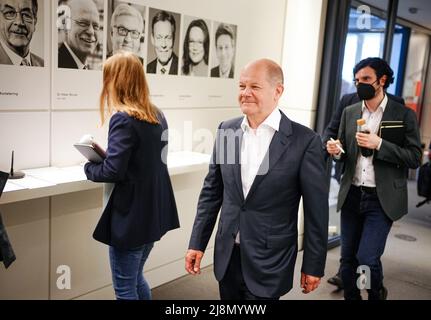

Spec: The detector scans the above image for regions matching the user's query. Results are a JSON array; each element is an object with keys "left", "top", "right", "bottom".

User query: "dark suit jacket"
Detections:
[
  {"left": 0, "top": 41, "right": 44, "bottom": 66},
  {"left": 336, "top": 99, "right": 422, "bottom": 221},
  {"left": 58, "top": 43, "right": 79, "bottom": 69},
  {"left": 146, "top": 53, "right": 178, "bottom": 75},
  {"left": 0, "top": 171, "right": 16, "bottom": 269},
  {"left": 0, "top": 211, "right": 16, "bottom": 269},
  {"left": 85, "top": 111, "right": 180, "bottom": 249},
  {"left": 188, "top": 110, "right": 329, "bottom": 298},
  {"left": 210, "top": 65, "right": 234, "bottom": 78},
  {"left": 322, "top": 92, "right": 405, "bottom": 143}
]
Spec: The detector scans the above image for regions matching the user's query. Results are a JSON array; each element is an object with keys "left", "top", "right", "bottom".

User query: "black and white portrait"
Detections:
[
  {"left": 57, "top": 0, "right": 104, "bottom": 70},
  {"left": 146, "top": 8, "right": 180, "bottom": 75},
  {"left": 107, "top": 1, "right": 145, "bottom": 64},
  {"left": 0, "top": 0, "right": 44, "bottom": 66},
  {"left": 181, "top": 16, "right": 210, "bottom": 77},
  {"left": 210, "top": 22, "right": 237, "bottom": 79}
]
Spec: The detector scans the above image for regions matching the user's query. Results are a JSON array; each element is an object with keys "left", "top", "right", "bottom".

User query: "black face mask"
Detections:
[{"left": 356, "top": 80, "right": 380, "bottom": 100}]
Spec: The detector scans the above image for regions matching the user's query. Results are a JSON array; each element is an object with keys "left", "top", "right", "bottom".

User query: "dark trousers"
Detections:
[
  {"left": 219, "top": 244, "right": 279, "bottom": 300},
  {"left": 340, "top": 185, "right": 393, "bottom": 300}
]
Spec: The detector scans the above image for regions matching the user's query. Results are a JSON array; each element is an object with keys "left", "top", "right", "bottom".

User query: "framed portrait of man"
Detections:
[
  {"left": 107, "top": 0, "right": 146, "bottom": 65},
  {"left": 146, "top": 7, "right": 180, "bottom": 75},
  {"left": 56, "top": 0, "right": 104, "bottom": 70},
  {"left": 0, "top": 0, "right": 45, "bottom": 67},
  {"left": 210, "top": 21, "right": 237, "bottom": 79}
]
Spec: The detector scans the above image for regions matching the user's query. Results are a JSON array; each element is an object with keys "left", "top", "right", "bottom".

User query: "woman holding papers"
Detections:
[{"left": 84, "top": 51, "right": 179, "bottom": 300}]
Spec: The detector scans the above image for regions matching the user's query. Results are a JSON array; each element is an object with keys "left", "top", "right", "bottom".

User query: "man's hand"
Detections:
[
  {"left": 356, "top": 132, "right": 382, "bottom": 150},
  {"left": 326, "top": 139, "right": 342, "bottom": 156},
  {"left": 185, "top": 249, "right": 204, "bottom": 275},
  {"left": 300, "top": 272, "right": 321, "bottom": 294}
]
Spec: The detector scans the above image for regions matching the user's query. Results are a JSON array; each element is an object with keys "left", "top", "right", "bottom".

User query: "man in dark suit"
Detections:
[
  {"left": 146, "top": 10, "right": 178, "bottom": 75},
  {"left": 0, "top": 0, "right": 43, "bottom": 66},
  {"left": 185, "top": 59, "right": 329, "bottom": 300},
  {"left": 327, "top": 57, "right": 422, "bottom": 300},
  {"left": 57, "top": 0, "right": 100, "bottom": 70},
  {"left": 323, "top": 86, "right": 405, "bottom": 291},
  {"left": 210, "top": 23, "right": 235, "bottom": 78}
]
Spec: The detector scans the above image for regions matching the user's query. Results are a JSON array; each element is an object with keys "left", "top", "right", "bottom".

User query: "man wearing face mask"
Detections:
[
  {"left": 322, "top": 58, "right": 405, "bottom": 290},
  {"left": 326, "top": 57, "right": 422, "bottom": 300}
]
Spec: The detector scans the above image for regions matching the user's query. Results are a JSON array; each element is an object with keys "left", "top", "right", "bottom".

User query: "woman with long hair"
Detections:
[
  {"left": 84, "top": 51, "right": 179, "bottom": 300},
  {"left": 181, "top": 19, "right": 209, "bottom": 76}
]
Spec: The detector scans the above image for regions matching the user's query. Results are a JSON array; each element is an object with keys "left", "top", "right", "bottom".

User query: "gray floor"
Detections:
[{"left": 152, "top": 181, "right": 431, "bottom": 300}]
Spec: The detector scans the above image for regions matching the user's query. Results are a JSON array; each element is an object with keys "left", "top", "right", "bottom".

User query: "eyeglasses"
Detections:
[
  {"left": 114, "top": 26, "right": 140, "bottom": 39},
  {"left": 72, "top": 19, "right": 100, "bottom": 31},
  {"left": 1, "top": 9, "right": 34, "bottom": 23}
]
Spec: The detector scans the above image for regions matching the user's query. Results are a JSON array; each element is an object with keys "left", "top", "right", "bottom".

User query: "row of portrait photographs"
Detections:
[{"left": 0, "top": 0, "right": 237, "bottom": 78}]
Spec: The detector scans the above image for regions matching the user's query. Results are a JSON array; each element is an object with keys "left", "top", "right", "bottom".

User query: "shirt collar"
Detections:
[
  {"left": 64, "top": 42, "right": 87, "bottom": 69},
  {"left": 241, "top": 107, "right": 281, "bottom": 132},
  {"left": 361, "top": 94, "right": 388, "bottom": 113},
  {"left": 156, "top": 57, "right": 172, "bottom": 74},
  {"left": 0, "top": 39, "right": 31, "bottom": 66},
  {"left": 219, "top": 65, "right": 232, "bottom": 78}
]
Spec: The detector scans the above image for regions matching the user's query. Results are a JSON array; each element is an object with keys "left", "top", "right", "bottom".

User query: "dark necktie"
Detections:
[
  {"left": 161, "top": 67, "right": 166, "bottom": 74},
  {"left": 20, "top": 58, "right": 30, "bottom": 66}
]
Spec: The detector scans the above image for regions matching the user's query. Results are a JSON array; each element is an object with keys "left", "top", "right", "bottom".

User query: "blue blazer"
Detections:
[{"left": 85, "top": 111, "right": 179, "bottom": 249}]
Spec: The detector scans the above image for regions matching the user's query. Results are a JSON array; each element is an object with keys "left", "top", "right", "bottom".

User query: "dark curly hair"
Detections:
[{"left": 353, "top": 57, "right": 395, "bottom": 89}]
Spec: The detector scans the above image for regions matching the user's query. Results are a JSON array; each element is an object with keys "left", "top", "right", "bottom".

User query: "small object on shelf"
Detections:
[{"left": 8, "top": 151, "right": 25, "bottom": 180}]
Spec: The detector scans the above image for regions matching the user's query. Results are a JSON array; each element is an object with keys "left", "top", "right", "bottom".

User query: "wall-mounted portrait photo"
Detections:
[
  {"left": 181, "top": 16, "right": 210, "bottom": 77},
  {"left": 0, "top": 0, "right": 44, "bottom": 67},
  {"left": 210, "top": 22, "right": 237, "bottom": 79},
  {"left": 107, "top": 0, "right": 145, "bottom": 65},
  {"left": 56, "top": 0, "right": 104, "bottom": 70},
  {"left": 146, "top": 8, "right": 180, "bottom": 75}
]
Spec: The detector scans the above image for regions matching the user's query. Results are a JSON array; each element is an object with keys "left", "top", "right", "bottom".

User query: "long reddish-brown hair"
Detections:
[{"left": 99, "top": 51, "right": 159, "bottom": 125}]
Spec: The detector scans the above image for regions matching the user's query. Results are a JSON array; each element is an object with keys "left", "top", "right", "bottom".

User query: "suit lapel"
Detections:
[
  {"left": 244, "top": 111, "right": 292, "bottom": 203},
  {"left": 233, "top": 129, "right": 244, "bottom": 202},
  {"left": 0, "top": 42, "right": 13, "bottom": 65},
  {"left": 348, "top": 103, "right": 362, "bottom": 159},
  {"left": 381, "top": 99, "right": 398, "bottom": 122}
]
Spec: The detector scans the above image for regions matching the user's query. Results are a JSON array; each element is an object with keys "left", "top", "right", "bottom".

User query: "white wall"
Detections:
[
  {"left": 280, "top": 0, "right": 327, "bottom": 128},
  {"left": 0, "top": 0, "right": 330, "bottom": 172}
]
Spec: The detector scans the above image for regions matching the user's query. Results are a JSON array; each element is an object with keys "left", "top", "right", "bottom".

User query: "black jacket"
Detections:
[
  {"left": 0, "top": 171, "right": 16, "bottom": 268},
  {"left": 322, "top": 92, "right": 405, "bottom": 143},
  {"left": 0, "top": 212, "right": 16, "bottom": 268}
]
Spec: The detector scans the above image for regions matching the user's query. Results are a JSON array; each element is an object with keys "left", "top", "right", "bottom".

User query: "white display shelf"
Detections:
[{"left": 0, "top": 151, "right": 210, "bottom": 205}]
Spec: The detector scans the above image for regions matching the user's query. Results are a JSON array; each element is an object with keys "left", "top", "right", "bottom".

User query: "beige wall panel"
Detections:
[{"left": 0, "top": 198, "right": 49, "bottom": 299}]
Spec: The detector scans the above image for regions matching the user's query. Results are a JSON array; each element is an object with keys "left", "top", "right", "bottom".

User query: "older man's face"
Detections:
[
  {"left": 151, "top": 20, "right": 173, "bottom": 64},
  {"left": 0, "top": 0, "right": 36, "bottom": 55},
  {"left": 238, "top": 62, "right": 282, "bottom": 118},
  {"left": 66, "top": 0, "right": 99, "bottom": 59},
  {"left": 112, "top": 14, "right": 142, "bottom": 54}
]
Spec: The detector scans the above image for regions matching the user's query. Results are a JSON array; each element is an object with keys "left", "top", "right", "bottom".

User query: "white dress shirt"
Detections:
[
  {"left": 352, "top": 94, "right": 387, "bottom": 187},
  {"left": 156, "top": 58, "right": 173, "bottom": 74},
  {"left": 235, "top": 107, "right": 281, "bottom": 243},
  {"left": 0, "top": 39, "right": 32, "bottom": 66}
]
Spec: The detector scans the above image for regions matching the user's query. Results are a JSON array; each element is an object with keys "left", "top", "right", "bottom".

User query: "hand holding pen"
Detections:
[{"left": 327, "top": 138, "right": 345, "bottom": 156}]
